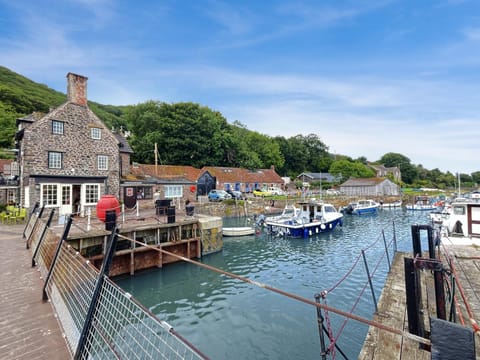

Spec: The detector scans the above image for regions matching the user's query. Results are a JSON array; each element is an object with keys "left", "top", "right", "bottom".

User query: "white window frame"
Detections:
[
  {"left": 48, "top": 151, "right": 62, "bottom": 169},
  {"left": 97, "top": 155, "right": 108, "bottom": 170},
  {"left": 84, "top": 184, "right": 100, "bottom": 204},
  {"left": 42, "top": 184, "right": 59, "bottom": 206},
  {"left": 91, "top": 127, "right": 102, "bottom": 140},
  {"left": 164, "top": 185, "right": 183, "bottom": 198},
  {"left": 52, "top": 120, "right": 64, "bottom": 135}
]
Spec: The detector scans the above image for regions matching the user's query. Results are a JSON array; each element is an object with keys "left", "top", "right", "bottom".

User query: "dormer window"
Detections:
[
  {"left": 52, "top": 120, "right": 64, "bottom": 135},
  {"left": 91, "top": 127, "right": 101, "bottom": 140}
]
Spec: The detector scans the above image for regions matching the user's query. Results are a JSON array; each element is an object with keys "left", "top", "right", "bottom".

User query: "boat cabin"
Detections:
[{"left": 445, "top": 198, "right": 480, "bottom": 237}]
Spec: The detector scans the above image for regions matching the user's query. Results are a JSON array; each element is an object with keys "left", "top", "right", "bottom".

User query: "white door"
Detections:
[{"left": 59, "top": 184, "right": 72, "bottom": 216}]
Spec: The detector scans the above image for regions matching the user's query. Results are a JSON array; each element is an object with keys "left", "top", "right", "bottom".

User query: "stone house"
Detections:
[
  {"left": 15, "top": 73, "right": 122, "bottom": 216},
  {"left": 368, "top": 164, "right": 401, "bottom": 182},
  {"left": 0, "top": 159, "right": 19, "bottom": 205},
  {"left": 295, "top": 172, "right": 341, "bottom": 185},
  {"left": 126, "top": 164, "right": 200, "bottom": 207},
  {"left": 125, "top": 164, "right": 284, "bottom": 202},
  {"left": 339, "top": 177, "right": 400, "bottom": 197},
  {"left": 200, "top": 165, "right": 284, "bottom": 194}
]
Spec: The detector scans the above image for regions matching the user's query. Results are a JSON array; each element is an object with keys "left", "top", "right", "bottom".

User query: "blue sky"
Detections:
[{"left": 1, "top": 0, "right": 479, "bottom": 174}]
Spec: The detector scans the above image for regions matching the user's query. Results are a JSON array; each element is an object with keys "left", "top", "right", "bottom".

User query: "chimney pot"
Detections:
[{"left": 67, "top": 72, "right": 88, "bottom": 106}]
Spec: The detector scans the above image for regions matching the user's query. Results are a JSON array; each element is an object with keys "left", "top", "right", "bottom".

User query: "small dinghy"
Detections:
[{"left": 222, "top": 227, "right": 256, "bottom": 236}]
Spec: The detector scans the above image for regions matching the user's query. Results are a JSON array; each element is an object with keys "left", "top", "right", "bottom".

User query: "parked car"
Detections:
[
  {"left": 326, "top": 189, "right": 341, "bottom": 195},
  {"left": 267, "top": 187, "right": 285, "bottom": 196},
  {"left": 226, "top": 189, "right": 243, "bottom": 200},
  {"left": 253, "top": 189, "right": 272, "bottom": 197},
  {"left": 208, "top": 189, "right": 232, "bottom": 201}
]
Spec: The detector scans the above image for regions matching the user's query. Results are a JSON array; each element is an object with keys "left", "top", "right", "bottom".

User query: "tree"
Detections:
[
  {"left": 471, "top": 171, "right": 480, "bottom": 186},
  {"left": 0, "top": 103, "right": 18, "bottom": 148},
  {"left": 329, "top": 159, "right": 375, "bottom": 182},
  {"left": 379, "top": 152, "right": 418, "bottom": 185}
]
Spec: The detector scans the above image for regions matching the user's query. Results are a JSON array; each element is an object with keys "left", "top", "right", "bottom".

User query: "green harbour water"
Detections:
[{"left": 116, "top": 208, "right": 432, "bottom": 359}]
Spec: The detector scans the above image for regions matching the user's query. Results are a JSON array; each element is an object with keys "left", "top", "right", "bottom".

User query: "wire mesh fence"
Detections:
[
  {"left": 29, "top": 211, "right": 206, "bottom": 359},
  {"left": 79, "top": 277, "right": 204, "bottom": 360}
]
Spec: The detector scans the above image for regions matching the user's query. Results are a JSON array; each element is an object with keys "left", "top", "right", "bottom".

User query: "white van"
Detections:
[{"left": 267, "top": 187, "right": 285, "bottom": 195}]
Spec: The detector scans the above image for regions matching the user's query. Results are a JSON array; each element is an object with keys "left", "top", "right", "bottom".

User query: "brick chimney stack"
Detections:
[{"left": 67, "top": 72, "right": 88, "bottom": 106}]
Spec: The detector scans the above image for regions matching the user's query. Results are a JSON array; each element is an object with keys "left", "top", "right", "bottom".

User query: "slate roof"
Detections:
[
  {"left": 126, "top": 164, "right": 283, "bottom": 185},
  {"left": 340, "top": 177, "right": 388, "bottom": 187},
  {"left": 113, "top": 133, "right": 134, "bottom": 153},
  {"left": 129, "top": 164, "right": 200, "bottom": 183},
  {"left": 296, "top": 172, "right": 339, "bottom": 182},
  {"left": 201, "top": 166, "right": 283, "bottom": 184}
]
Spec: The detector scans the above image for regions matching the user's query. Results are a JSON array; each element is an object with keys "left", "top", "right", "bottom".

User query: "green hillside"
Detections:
[{"left": 0, "top": 66, "right": 125, "bottom": 153}]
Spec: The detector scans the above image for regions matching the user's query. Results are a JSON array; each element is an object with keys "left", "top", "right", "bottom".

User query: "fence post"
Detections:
[
  {"left": 381, "top": 230, "right": 391, "bottom": 272},
  {"left": 74, "top": 227, "right": 119, "bottom": 360},
  {"left": 404, "top": 257, "right": 425, "bottom": 344},
  {"left": 433, "top": 261, "right": 446, "bottom": 320},
  {"left": 449, "top": 274, "right": 456, "bottom": 323},
  {"left": 392, "top": 221, "right": 397, "bottom": 253},
  {"left": 23, "top": 201, "right": 39, "bottom": 239},
  {"left": 362, "top": 250, "right": 378, "bottom": 313},
  {"left": 42, "top": 215, "right": 73, "bottom": 301},
  {"left": 426, "top": 225, "right": 435, "bottom": 259},
  {"left": 31, "top": 209, "right": 55, "bottom": 267},
  {"left": 411, "top": 224, "right": 422, "bottom": 257},
  {"left": 26, "top": 205, "right": 45, "bottom": 249},
  {"left": 314, "top": 294, "right": 328, "bottom": 360},
  {"left": 313, "top": 294, "right": 349, "bottom": 360}
]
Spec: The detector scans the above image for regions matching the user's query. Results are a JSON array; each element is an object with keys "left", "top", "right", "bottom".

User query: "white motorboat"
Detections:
[{"left": 262, "top": 200, "right": 343, "bottom": 238}]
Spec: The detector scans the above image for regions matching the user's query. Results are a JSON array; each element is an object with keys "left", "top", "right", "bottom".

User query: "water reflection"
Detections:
[{"left": 116, "top": 208, "right": 431, "bottom": 359}]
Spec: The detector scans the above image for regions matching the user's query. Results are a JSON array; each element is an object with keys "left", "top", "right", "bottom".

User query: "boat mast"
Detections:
[{"left": 457, "top": 172, "right": 461, "bottom": 197}]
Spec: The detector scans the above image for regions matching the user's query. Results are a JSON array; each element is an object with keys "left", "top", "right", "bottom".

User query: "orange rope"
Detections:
[{"left": 441, "top": 240, "right": 480, "bottom": 333}]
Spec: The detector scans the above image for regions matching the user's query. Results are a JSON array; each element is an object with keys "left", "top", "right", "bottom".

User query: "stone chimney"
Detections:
[{"left": 67, "top": 72, "right": 88, "bottom": 106}]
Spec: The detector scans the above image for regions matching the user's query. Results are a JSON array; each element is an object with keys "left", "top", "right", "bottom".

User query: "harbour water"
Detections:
[{"left": 116, "top": 208, "right": 432, "bottom": 359}]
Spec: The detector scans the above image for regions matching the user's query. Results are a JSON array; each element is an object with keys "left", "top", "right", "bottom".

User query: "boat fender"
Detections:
[
  {"left": 320, "top": 224, "right": 326, "bottom": 230},
  {"left": 329, "top": 224, "right": 332, "bottom": 229},
  {"left": 316, "top": 228, "right": 319, "bottom": 233},
  {"left": 309, "top": 230, "right": 312, "bottom": 236}
]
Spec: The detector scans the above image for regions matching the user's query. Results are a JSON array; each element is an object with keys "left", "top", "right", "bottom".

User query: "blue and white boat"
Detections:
[
  {"left": 262, "top": 200, "right": 343, "bottom": 238},
  {"left": 351, "top": 199, "right": 380, "bottom": 215}
]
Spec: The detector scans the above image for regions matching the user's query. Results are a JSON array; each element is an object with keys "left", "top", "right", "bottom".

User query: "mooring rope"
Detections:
[
  {"left": 327, "top": 234, "right": 393, "bottom": 348},
  {"left": 440, "top": 240, "right": 480, "bottom": 334},
  {"left": 117, "top": 233, "right": 431, "bottom": 346}
]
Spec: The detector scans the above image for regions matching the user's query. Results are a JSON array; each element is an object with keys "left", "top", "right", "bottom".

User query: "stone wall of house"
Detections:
[
  {"left": 21, "top": 102, "right": 120, "bottom": 195},
  {"left": 120, "top": 153, "right": 130, "bottom": 177}
]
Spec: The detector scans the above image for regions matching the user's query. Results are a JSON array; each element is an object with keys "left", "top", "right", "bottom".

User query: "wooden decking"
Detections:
[
  {"left": 360, "top": 237, "right": 480, "bottom": 359},
  {"left": 359, "top": 252, "right": 430, "bottom": 360},
  {"left": 0, "top": 223, "right": 70, "bottom": 359}
]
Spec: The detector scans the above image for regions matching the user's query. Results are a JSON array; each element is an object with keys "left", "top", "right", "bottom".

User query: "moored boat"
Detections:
[
  {"left": 406, "top": 195, "right": 437, "bottom": 211},
  {"left": 262, "top": 200, "right": 343, "bottom": 238},
  {"left": 380, "top": 199, "right": 402, "bottom": 208},
  {"left": 340, "top": 201, "right": 357, "bottom": 214},
  {"left": 351, "top": 199, "right": 380, "bottom": 215},
  {"left": 429, "top": 205, "right": 451, "bottom": 225},
  {"left": 223, "top": 226, "right": 256, "bottom": 236},
  {"left": 440, "top": 197, "right": 480, "bottom": 237}
]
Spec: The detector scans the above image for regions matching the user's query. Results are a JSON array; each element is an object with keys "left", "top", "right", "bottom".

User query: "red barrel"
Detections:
[{"left": 96, "top": 195, "right": 120, "bottom": 222}]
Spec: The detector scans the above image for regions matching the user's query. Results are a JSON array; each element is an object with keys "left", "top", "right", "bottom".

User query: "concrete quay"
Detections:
[{"left": 0, "top": 222, "right": 70, "bottom": 360}]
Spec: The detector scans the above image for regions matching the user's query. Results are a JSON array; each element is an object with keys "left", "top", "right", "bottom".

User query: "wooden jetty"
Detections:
[
  {"left": 360, "top": 235, "right": 480, "bottom": 359},
  {"left": 0, "top": 223, "right": 70, "bottom": 359}
]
